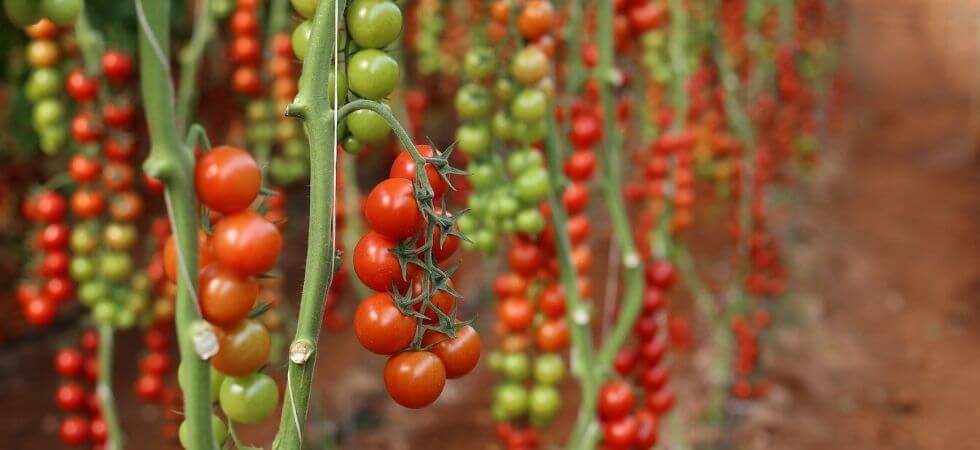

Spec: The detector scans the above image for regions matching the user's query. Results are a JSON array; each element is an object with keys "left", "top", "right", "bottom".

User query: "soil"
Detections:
[{"left": 2, "top": 0, "right": 979, "bottom": 449}]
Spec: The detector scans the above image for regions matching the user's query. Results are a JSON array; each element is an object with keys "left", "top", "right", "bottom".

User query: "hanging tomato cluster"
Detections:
[{"left": 52, "top": 330, "right": 109, "bottom": 448}]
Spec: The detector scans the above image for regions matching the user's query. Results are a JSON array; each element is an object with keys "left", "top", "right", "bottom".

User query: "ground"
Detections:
[{"left": 2, "top": 0, "right": 979, "bottom": 448}]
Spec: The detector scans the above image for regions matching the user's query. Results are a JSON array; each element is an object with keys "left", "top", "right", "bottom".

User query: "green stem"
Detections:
[
  {"left": 135, "top": 1, "right": 214, "bottom": 449},
  {"left": 265, "top": 0, "right": 291, "bottom": 37},
  {"left": 667, "top": 0, "right": 690, "bottom": 132},
  {"left": 96, "top": 324, "right": 123, "bottom": 450},
  {"left": 176, "top": 0, "right": 214, "bottom": 135},
  {"left": 564, "top": 0, "right": 585, "bottom": 93},
  {"left": 272, "top": 1, "right": 345, "bottom": 448}
]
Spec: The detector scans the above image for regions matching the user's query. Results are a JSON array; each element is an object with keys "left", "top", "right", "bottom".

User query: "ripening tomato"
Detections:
[
  {"left": 163, "top": 231, "right": 214, "bottom": 282},
  {"left": 364, "top": 178, "right": 423, "bottom": 241},
  {"left": 384, "top": 351, "right": 446, "bottom": 408},
  {"left": 101, "top": 50, "right": 133, "bottom": 84},
  {"left": 498, "top": 297, "right": 534, "bottom": 332},
  {"left": 102, "top": 162, "right": 135, "bottom": 192},
  {"left": 517, "top": 0, "right": 555, "bottom": 40},
  {"left": 422, "top": 325, "right": 481, "bottom": 379},
  {"left": 389, "top": 145, "right": 448, "bottom": 199},
  {"left": 212, "top": 210, "right": 282, "bottom": 276},
  {"left": 109, "top": 191, "right": 143, "bottom": 221},
  {"left": 353, "top": 231, "right": 416, "bottom": 292},
  {"left": 70, "top": 114, "right": 101, "bottom": 143},
  {"left": 195, "top": 146, "right": 261, "bottom": 213},
  {"left": 229, "top": 35, "right": 261, "bottom": 64},
  {"left": 567, "top": 214, "right": 591, "bottom": 244},
  {"left": 211, "top": 319, "right": 271, "bottom": 377},
  {"left": 598, "top": 380, "right": 635, "bottom": 421},
  {"left": 199, "top": 263, "right": 259, "bottom": 327},
  {"left": 219, "top": 373, "right": 278, "bottom": 425},
  {"left": 535, "top": 319, "right": 569, "bottom": 351},
  {"left": 232, "top": 66, "right": 262, "bottom": 95},
  {"left": 494, "top": 272, "right": 528, "bottom": 298},
  {"left": 353, "top": 292, "right": 416, "bottom": 355}
]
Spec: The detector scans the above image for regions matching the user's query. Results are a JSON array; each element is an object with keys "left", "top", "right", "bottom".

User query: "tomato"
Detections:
[
  {"left": 163, "top": 231, "right": 214, "bottom": 282},
  {"left": 353, "top": 292, "right": 416, "bottom": 354},
  {"left": 291, "top": 20, "right": 311, "bottom": 59},
  {"left": 229, "top": 35, "right": 261, "bottom": 64},
  {"left": 493, "top": 382, "right": 528, "bottom": 420},
  {"left": 598, "top": 380, "right": 635, "bottom": 421},
  {"left": 27, "top": 39, "right": 59, "bottom": 67},
  {"left": 290, "top": 0, "right": 318, "bottom": 17},
  {"left": 24, "top": 18, "right": 58, "bottom": 39},
  {"left": 629, "top": 2, "right": 667, "bottom": 33},
  {"left": 90, "top": 417, "right": 107, "bottom": 444},
  {"left": 3, "top": 0, "right": 41, "bottom": 26},
  {"left": 501, "top": 352, "right": 531, "bottom": 381},
  {"left": 59, "top": 416, "right": 90, "bottom": 446},
  {"left": 212, "top": 210, "right": 282, "bottom": 276},
  {"left": 199, "top": 263, "right": 259, "bottom": 327},
  {"left": 101, "top": 51, "right": 133, "bottom": 84},
  {"left": 178, "top": 414, "right": 228, "bottom": 448},
  {"left": 108, "top": 191, "right": 143, "bottom": 222},
  {"left": 232, "top": 66, "right": 262, "bottom": 95},
  {"left": 25, "top": 67, "right": 61, "bottom": 101},
  {"left": 640, "top": 365, "right": 669, "bottom": 392},
  {"left": 346, "top": 0, "right": 402, "bottom": 49},
  {"left": 35, "top": 191, "right": 66, "bottom": 222},
  {"left": 384, "top": 351, "right": 446, "bottom": 408},
  {"left": 498, "top": 297, "right": 534, "bottom": 332},
  {"left": 639, "top": 338, "right": 667, "bottom": 363},
  {"left": 562, "top": 182, "right": 590, "bottom": 214},
  {"left": 429, "top": 220, "right": 461, "bottom": 262},
  {"left": 570, "top": 114, "right": 602, "bottom": 148},
  {"left": 101, "top": 162, "right": 134, "bottom": 192},
  {"left": 102, "top": 102, "right": 135, "bottom": 128},
  {"left": 347, "top": 49, "right": 399, "bottom": 100},
  {"left": 456, "top": 122, "right": 491, "bottom": 156},
  {"left": 409, "top": 271, "right": 457, "bottom": 322},
  {"left": 645, "top": 389, "right": 674, "bottom": 413},
  {"left": 455, "top": 83, "right": 493, "bottom": 120},
  {"left": 41, "top": 250, "right": 69, "bottom": 277},
  {"left": 195, "top": 145, "right": 261, "bottom": 213},
  {"left": 642, "top": 288, "right": 664, "bottom": 313},
  {"left": 40, "top": 0, "right": 82, "bottom": 25},
  {"left": 567, "top": 214, "right": 591, "bottom": 244},
  {"left": 494, "top": 273, "right": 528, "bottom": 298},
  {"left": 507, "top": 241, "right": 543, "bottom": 277},
  {"left": 353, "top": 231, "right": 416, "bottom": 292},
  {"left": 634, "top": 409, "right": 659, "bottom": 448},
  {"left": 511, "top": 88, "right": 548, "bottom": 123},
  {"left": 104, "top": 137, "right": 136, "bottom": 161},
  {"left": 528, "top": 384, "right": 561, "bottom": 424},
  {"left": 346, "top": 109, "right": 391, "bottom": 143},
  {"left": 511, "top": 47, "right": 549, "bottom": 86},
  {"left": 24, "top": 296, "right": 57, "bottom": 326},
  {"left": 55, "top": 348, "right": 84, "bottom": 377},
  {"left": 140, "top": 352, "right": 171, "bottom": 375},
  {"left": 517, "top": 0, "right": 555, "bottom": 40},
  {"left": 533, "top": 353, "right": 565, "bottom": 385},
  {"left": 422, "top": 325, "right": 480, "bottom": 379},
  {"left": 325, "top": 69, "right": 348, "bottom": 104},
  {"left": 603, "top": 415, "right": 637, "bottom": 448},
  {"left": 39, "top": 223, "right": 69, "bottom": 251},
  {"left": 65, "top": 69, "right": 98, "bottom": 101},
  {"left": 56, "top": 382, "right": 86, "bottom": 411},
  {"left": 645, "top": 261, "right": 676, "bottom": 289},
  {"left": 364, "top": 178, "right": 423, "bottom": 241},
  {"left": 535, "top": 318, "right": 569, "bottom": 351},
  {"left": 219, "top": 372, "right": 278, "bottom": 424},
  {"left": 211, "top": 319, "right": 271, "bottom": 376},
  {"left": 390, "top": 145, "right": 448, "bottom": 200},
  {"left": 69, "top": 155, "right": 101, "bottom": 183},
  {"left": 135, "top": 373, "right": 164, "bottom": 402},
  {"left": 463, "top": 46, "right": 495, "bottom": 80},
  {"left": 32, "top": 98, "right": 64, "bottom": 130},
  {"left": 70, "top": 114, "right": 101, "bottom": 143}
]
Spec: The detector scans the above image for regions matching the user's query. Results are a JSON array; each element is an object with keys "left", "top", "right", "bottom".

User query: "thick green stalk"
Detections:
[
  {"left": 667, "top": 0, "right": 690, "bottom": 132},
  {"left": 96, "top": 324, "right": 123, "bottom": 450},
  {"left": 272, "top": 1, "right": 344, "bottom": 448},
  {"left": 176, "top": 0, "right": 214, "bottom": 135},
  {"left": 564, "top": 0, "right": 585, "bottom": 93},
  {"left": 135, "top": 0, "right": 214, "bottom": 449}
]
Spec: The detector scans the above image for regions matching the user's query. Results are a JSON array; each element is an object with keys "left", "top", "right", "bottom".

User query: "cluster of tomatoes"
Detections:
[
  {"left": 163, "top": 145, "right": 282, "bottom": 441},
  {"left": 266, "top": 32, "right": 309, "bottom": 185},
  {"left": 18, "top": 190, "right": 72, "bottom": 326},
  {"left": 227, "top": 0, "right": 264, "bottom": 96},
  {"left": 352, "top": 144, "right": 479, "bottom": 408},
  {"left": 52, "top": 330, "right": 110, "bottom": 447}
]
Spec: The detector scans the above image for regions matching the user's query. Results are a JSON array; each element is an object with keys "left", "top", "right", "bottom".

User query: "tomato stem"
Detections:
[
  {"left": 176, "top": 0, "right": 215, "bottom": 136},
  {"left": 136, "top": 1, "right": 215, "bottom": 448},
  {"left": 96, "top": 324, "right": 124, "bottom": 450}
]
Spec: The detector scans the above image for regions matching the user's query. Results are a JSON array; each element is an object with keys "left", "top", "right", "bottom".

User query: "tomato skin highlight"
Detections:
[
  {"left": 364, "top": 178, "right": 423, "bottom": 241},
  {"left": 422, "top": 325, "right": 481, "bottom": 379},
  {"left": 354, "top": 293, "right": 417, "bottom": 355},
  {"left": 195, "top": 146, "right": 261, "bottom": 213},
  {"left": 384, "top": 351, "right": 446, "bottom": 408},
  {"left": 598, "top": 380, "right": 636, "bottom": 421}
]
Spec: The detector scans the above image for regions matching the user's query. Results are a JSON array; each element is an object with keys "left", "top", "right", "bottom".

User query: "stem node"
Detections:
[{"left": 289, "top": 339, "right": 316, "bottom": 364}]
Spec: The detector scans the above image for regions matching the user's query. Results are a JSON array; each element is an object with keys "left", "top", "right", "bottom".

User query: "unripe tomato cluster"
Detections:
[
  {"left": 22, "top": 19, "right": 70, "bottom": 154},
  {"left": 51, "top": 330, "right": 111, "bottom": 447}
]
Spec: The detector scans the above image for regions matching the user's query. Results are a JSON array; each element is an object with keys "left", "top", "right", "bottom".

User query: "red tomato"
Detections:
[
  {"left": 389, "top": 145, "right": 448, "bottom": 199},
  {"left": 135, "top": 374, "right": 164, "bottom": 402},
  {"left": 102, "top": 102, "right": 135, "bottom": 128},
  {"left": 229, "top": 35, "right": 261, "bottom": 64},
  {"left": 212, "top": 210, "right": 282, "bottom": 276},
  {"left": 70, "top": 188, "right": 105, "bottom": 218},
  {"left": 517, "top": 0, "right": 555, "bottom": 40},
  {"left": 24, "top": 296, "right": 57, "bottom": 326},
  {"left": 232, "top": 66, "right": 262, "bottom": 95},
  {"left": 41, "top": 250, "right": 69, "bottom": 277},
  {"left": 40, "top": 223, "right": 69, "bottom": 251},
  {"left": 598, "top": 380, "right": 635, "bottom": 421},
  {"left": 562, "top": 182, "right": 590, "bottom": 214},
  {"left": 55, "top": 382, "right": 86, "bottom": 411},
  {"left": 645, "top": 261, "right": 676, "bottom": 289},
  {"left": 603, "top": 415, "right": 637, "bottom": 449},
  {"left": 634, "top": 409, "right": 660, "bottom": 449},
  {"left": 54, "top": 348, "right": 84, "bottom": 377},
  {"left": 353, "top": 231, "right": 416, "bottom": 292},
  {"left": 140, "top": 352, "right": 171, "bottom": 375},
  {"left": 163, "top": 231, "right": 214, "bottom": 282},
  {"left": 422, "top": 325, "right": 481, "bottom": 379},
  {"left": 70, "top": 114, "right": 101, "bottom": 143},
  {"left": 409, "top": 272, "right": 458, "bottom": 322},
  {"left": 35, "top": 191, "right": 66, "bottom": 222},
  {"left": 104, "top": 137, "right": 135, "bottom": 161},
  {"left": 569, "top": 114, "right": 601, "bottom": 148},
  {"left": 199, "top": 263, "right": 259, "bottom": 327},
  {"left": 65, "top": 69, "right": 98, "bottom": 101},
  {"left": 508, "top": 241, "right": 544, "bottom": 277},
  {"left": 535, "top": 318, "right": 569, "bottom": 351},
  {"left": 353, "top": 293, "right": 417, "bottom": 355},
  {"left": 494, "top": 273, "right": 528, "bottom": 298},
  {"left": 195, "top": 145, "right": 261, "bottom": 213},
  {"left": 102, "top": 162, "right": 135, "bottom": 192},
  {"left": 538, "top": 283, "right": 566, "bottom": 318},
  {"left": 640, "top": 365, "right": 669, "bottom": 392},
  {"left": 498, "top": 297, "right": 534, "bottom": 332},
  {"left": 69, "top": 155, "right": 101, "bottom": 183},
  {"left": 59, "top": 416, "right": 91, "bottom": 446},
  {"left": 384, "top": 351, "right": 446, "bottom": 408},
  {"left": 364, "top": 178, "right": 424, "bottom": 241},
  {"left": 101, "top": 51, "right": 133, "bottom": 84}
]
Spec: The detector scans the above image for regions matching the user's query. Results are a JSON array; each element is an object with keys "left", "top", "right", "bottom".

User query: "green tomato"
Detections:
[
  {"left": 246, "top": 100, "right": 273, "bottom": 122},
  {"left": 346, "top": 0, "right": 402, "bottom": 49},
  {"left": 39, "top": 127, "right": 67, "bottom": 155},
  {"left": 178, "top": 363, "right": 226, "bottom": 403},
  {"left": 291, "top": 20, "right": 311, "bottom": 60},
  {"left": 114, "top": 307, "right": 135, "bottom": 329},
  {"left": 463, "top": 46, "right": 495, "bottom": 80},
  {"left": 130, "top": 273, "right": 151, "bottom": 293},
  {"left": 220, "top": 373, "right": 279, "bottom": 425},
  {"left": 210, "top": 0, "right": 234, "bottom": 17},
  {"left": 533, "top": 353, "right": 565, "bottom": 385},
  {"left": 347, "top": 49, "right": 399, "bottom": 100},
  {"left": 467, "top": 162, "right": 496, "bottom": 189},
  {"left": 99, "top": 252, "right": 133, "bottom": 281},
  {"left": 492, "top": 111, "right": 514, "bottom": 141},
  {"left": 515, "top": 208, "right": 545, "bottom": 234},
  {"left": 92, "top": 301, "right": 116, "bottom": 324},
  {"left": 346, "top": 109, "right": 391, "bottom": 143},
  {"left": 103, "top": 222, "right": 137, "bottom": 251},
  {"left": 276, "top": 120, "right": 303, "bottom": 142},
  {"left": 70, "top": 256, "right": 97, "bottom": 282},
  {"left": 501, "top": 352, "right": 531, "bottom": 381},
  {"left": 522, "top": 119, "right": 548, "bottom": 143},
  {"left": 487, "top": 351, "right": 505, "bottom": 373},
  {"left": 40, "top": 0, "right": 82, "bottom": 25},
  {"left": 515, "top": 167, "right": 549, "bottom": 204},
  {"left": 456, "top": 213, "right": 476, "bottom": 235},
  {"left": 290, "top": 0, "right": 319, "bottom": 18},
  {"left": 511, "top": 46, "right": 548, "bottom": 86},
  {"left": 342, "top": 136, "right": 364, "bottom": 154},
  {"left": 528, "top": 385, "right": 561, "bottom": 426},
  {"left": 178, "top": 414, "right": 227, "bottom": 449},
  {"left": 70, "top": 225, "right": 100, "bottom": 254},
  {"left": 33, "top": 99, "right": 64, "bottom": 129},
  {"left": 456, "top": 122, "right": 491, "bottom": 157},
  {"left": 326, "top": 68, "right": 348, "bottom": 105},
  {"left": 494, "top": 383, "right": 529, "bottom": 420},
  {"left": 283, "top": 139, "right": 310, "bottom": 159},
  {"left": 3, "top": 0, "right": 41, "bottom": 26},
  {"left": 494, "top": 78, "right": 516, "bottom": 102},
  {"left": 26, "top": 68, "right": 62, "bottom": 101},
  {"left": 510, "top": 88, "right": 548, "bottom": 123},
  {"left": 472, "top": 229, "right": 497, "bottom": 253},
  {"left": 454, "top": 83, "right": 492, "bottom": 120},
  {"left": 77, "top": 280, "right": 107, "bottom": 306},
  {"left": 489, "top": 193, "right": 520, "bottom": 219},
  {"left": 507, "top": 149, "right": 542, "bottom": 174}
]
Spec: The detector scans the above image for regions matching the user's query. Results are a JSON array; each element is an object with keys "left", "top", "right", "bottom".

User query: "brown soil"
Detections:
[{"left": 2, "top": 0, "right": 979, "bottom": 449}]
